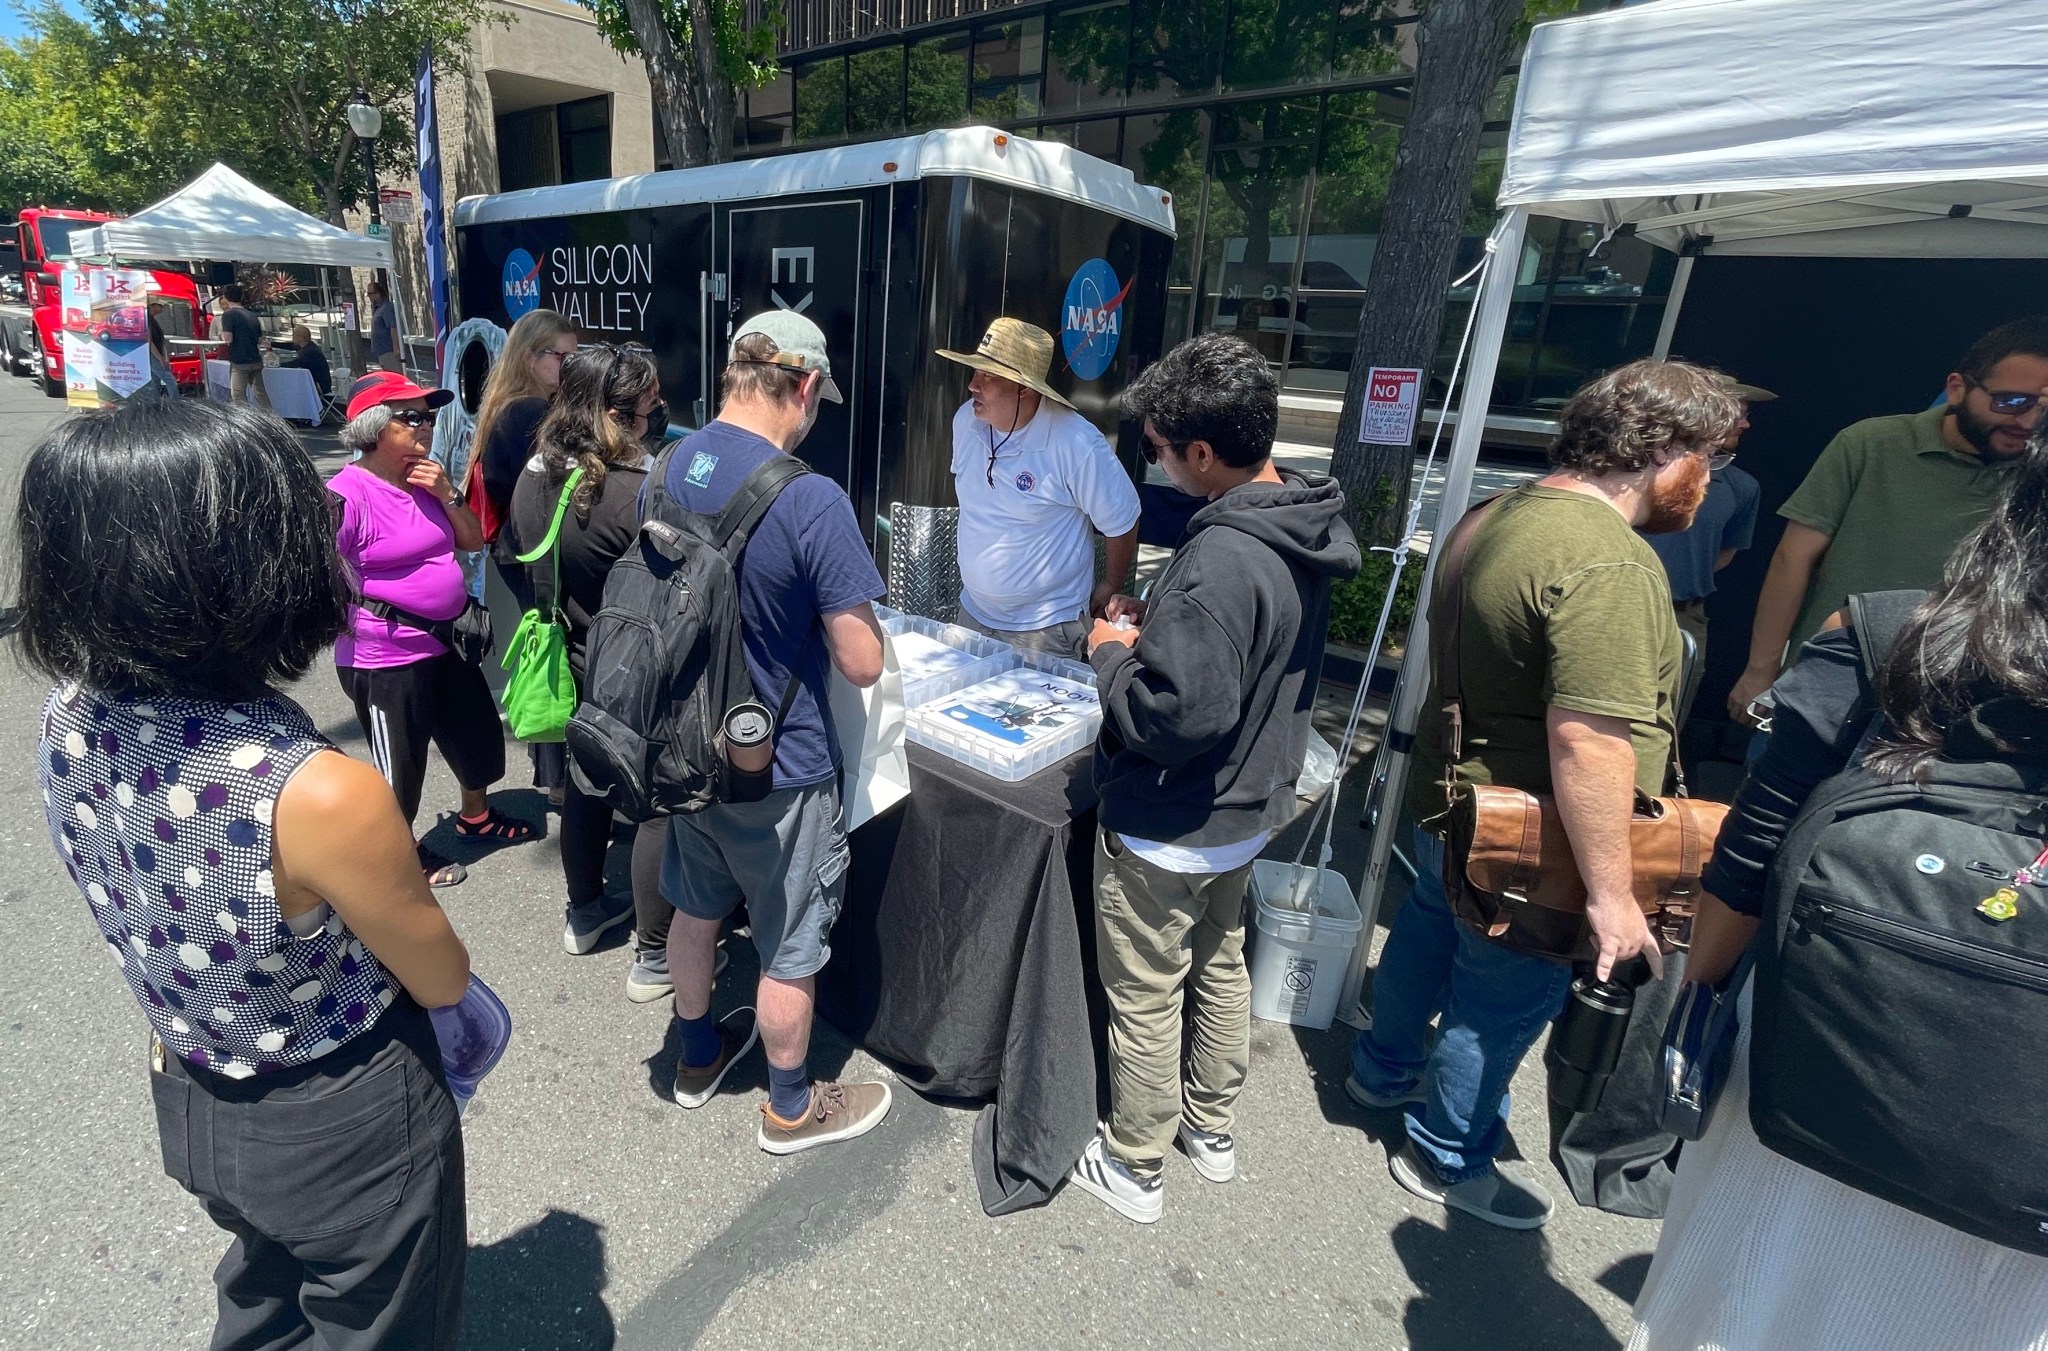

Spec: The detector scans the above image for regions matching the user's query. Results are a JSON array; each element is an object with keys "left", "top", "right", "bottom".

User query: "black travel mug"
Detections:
[
  {"left": 722, "top": 701, "right": 775, "bottom": 802},
  {"left": 1544, "top": 960, "right": 1647, "bottom": 1115}
]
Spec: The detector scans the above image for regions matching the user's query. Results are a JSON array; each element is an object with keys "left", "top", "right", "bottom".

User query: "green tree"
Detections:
[
  {"left": 582, "top": 0, "right": 779, "bottom": 166},
  {"left": 1, "top": 0, "right": 494, "bottom": 221}
]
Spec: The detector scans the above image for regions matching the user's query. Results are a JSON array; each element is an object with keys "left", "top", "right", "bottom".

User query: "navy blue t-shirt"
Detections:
[
  {"left": 1646, "top": 465, "right": 1759, "bottom": 602},
  {"left": 659, "top": 421, "right": 884, "bottom": 791}
]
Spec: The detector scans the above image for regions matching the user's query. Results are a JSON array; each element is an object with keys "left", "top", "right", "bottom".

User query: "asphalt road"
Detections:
[{"left": 0, "top": 376, "right": 1659, "bottom": 1350}]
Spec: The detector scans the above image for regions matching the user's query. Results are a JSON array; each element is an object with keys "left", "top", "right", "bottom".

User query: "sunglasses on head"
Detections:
[{"left": 392, "top": 409, "right": 436, "bottom": 428}]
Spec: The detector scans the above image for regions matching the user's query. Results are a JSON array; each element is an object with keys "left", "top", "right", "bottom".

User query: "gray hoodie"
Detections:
[{"left": 1091, "top": 468, "right": 1361, "bottom": 848}]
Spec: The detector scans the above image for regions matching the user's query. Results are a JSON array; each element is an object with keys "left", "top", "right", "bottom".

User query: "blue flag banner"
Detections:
[{"left": 416, "top": 43, "right": 449, "bottom": 369}]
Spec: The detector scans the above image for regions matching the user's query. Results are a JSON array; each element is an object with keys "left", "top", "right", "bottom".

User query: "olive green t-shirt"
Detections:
[
  {"left": 1779, "top": 406, "right": 2014, "bottom": 657},
  {"left": 1410, "top": 485, "right": 1683, "bottom": 829}
]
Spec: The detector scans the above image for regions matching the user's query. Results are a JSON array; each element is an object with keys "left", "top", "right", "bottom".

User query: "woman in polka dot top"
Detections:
[{"left": 21, "top": 400, "right": 474, "bottom": 1349}]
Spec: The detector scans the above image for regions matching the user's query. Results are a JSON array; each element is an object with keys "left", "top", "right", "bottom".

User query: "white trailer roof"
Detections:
[
  {"left": 1499, "top": 0, "right": 2048, "bottom": 257},
  {"left": 453, "top": 127, "right": 1177, "bottom": 236}
]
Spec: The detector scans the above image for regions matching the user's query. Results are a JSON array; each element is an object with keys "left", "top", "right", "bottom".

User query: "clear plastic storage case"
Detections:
[
  {"left": 874, "top": 604, "right": 1018, "bottom": 708},
  {"left": 906, "top": 666, "right": 1104, "bottom": 782}
]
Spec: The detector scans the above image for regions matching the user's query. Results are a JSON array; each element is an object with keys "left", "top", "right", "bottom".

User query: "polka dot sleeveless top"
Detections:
[{"left": 39, "top": 685, "right": 397, "bottom": 1078}]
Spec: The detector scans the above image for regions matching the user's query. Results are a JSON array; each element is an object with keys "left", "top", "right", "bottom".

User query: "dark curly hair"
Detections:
[
  {"left": 1549, "top": 359, "right": 1741, "bottom": 475},
  {"left": 534, "top": 345, "right": 658, "bottom": 510},
  {"left": 14, "top": 400, "right": 352, "bottom": 700},
  {"left": 1120, "top": 331, "right": 1278, "bottom": 469},
  {"left": 1868, "top": 418, "right": 2048, "bottom": 777},
  {"left": 1952, "top": 315, "right": 2048, "bottom": 384}
]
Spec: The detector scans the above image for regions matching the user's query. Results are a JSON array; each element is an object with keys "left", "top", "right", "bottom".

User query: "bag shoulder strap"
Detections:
[
  {"left": 1846, "top": 590, "right": 1927, "bottom": 684},
  {"left": 514, "top": 465, "right": 586, "bottom": 565},
  {"left": 359, "top": 596, "right": 450, "bottom": 635},
  {"left": 1433, "top": 491, "right": 1509, "bottom": 768},
  {"left": 711, "top": 455, "right": 811, "bottom": 555}
]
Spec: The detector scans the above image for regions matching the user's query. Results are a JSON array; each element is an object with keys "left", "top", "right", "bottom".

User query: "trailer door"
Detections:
[{"left": 716, "top": 199, "right": 867, "bottom": 508}]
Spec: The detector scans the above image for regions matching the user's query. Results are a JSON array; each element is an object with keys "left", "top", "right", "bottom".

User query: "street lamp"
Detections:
[{"left": 346, "top": 93, "right": 384, "bottom": 235}]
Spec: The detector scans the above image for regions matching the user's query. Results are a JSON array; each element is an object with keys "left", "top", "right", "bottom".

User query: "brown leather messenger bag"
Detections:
[{"left": 1429, "top": 493, "right": 1727, "bottom": 963}]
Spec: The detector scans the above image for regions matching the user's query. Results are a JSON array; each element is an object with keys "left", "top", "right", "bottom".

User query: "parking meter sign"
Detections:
[{"left": 1359, "top": 366, "right": 1423, "bottom": 446}]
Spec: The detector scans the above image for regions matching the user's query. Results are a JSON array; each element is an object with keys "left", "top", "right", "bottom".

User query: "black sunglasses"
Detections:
[
  {"left": 1140, "top": 434, "right": 1189, "bottom": 465},
  {"left": 392, "top": 409, "right": 437, "bottom": 428}
]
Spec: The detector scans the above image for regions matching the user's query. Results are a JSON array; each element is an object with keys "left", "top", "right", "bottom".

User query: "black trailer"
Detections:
[{"left": 451, "top": 127, "right": 1177, "bottom": 547}]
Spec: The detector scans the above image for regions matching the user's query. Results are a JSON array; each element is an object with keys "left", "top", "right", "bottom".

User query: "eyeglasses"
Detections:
[
  {"left": 537, "top": 345, "right": 577, "bottom": 363},
  {"left": 1965, "top": 376, "right": 2048, "bottom": 416},
  {"left": 1140, "top": 434, "right": 1188, "bottom": 465},
  {"left": 392, "top": 409, "right": 436, "bottom": 428}
]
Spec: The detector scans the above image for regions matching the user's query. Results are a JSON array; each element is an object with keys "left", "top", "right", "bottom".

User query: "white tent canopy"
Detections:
[
  {"left": 76, "top": 162, "right": 392, "bottom": 269},
  {"left": 1346, "top": 0, "right": 2048, "bottom": 1012}
]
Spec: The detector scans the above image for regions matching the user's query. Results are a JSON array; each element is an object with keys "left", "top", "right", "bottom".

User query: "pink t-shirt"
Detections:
[{"left": 328, "top": 463, "right": 467, "bottom": 669}]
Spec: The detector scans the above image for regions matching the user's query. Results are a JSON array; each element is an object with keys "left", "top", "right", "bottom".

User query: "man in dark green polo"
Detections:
[{"left": 1729, "top": 317, "right": 2048, "bottom": 722}]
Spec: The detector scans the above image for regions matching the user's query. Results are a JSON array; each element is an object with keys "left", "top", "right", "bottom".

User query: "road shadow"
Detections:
[
  {"left": 1391, "top": 1211, "right": 1622, "bottom": 1351},
  {"left": 462, "top": 1208, "right": 615, "bottom": 1350}
]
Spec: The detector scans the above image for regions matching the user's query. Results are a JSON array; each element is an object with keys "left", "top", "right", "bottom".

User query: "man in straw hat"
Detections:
[
  {"left": 936, "top": 317, "right": 1140, "bottom": 659},
  {"left": 1644, "top": 372, "right": 1770, "bottom": 732}
]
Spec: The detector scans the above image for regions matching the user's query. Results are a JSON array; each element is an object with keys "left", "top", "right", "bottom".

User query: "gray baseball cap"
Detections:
[{"left": 729, "top": 310, "right": 843, "bottom": 404}]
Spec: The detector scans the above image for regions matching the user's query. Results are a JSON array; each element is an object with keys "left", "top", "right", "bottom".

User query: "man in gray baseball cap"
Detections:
[{"left": 642, "top": 306, "right": 893, "bottom": 1155}]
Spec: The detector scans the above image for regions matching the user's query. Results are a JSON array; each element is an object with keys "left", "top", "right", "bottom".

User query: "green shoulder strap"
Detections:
[{"left": 515, "top": 465, "right": 586, "bottom": 565}]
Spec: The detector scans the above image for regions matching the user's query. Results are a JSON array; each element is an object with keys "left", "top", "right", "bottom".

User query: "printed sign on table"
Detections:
[{"left": 1359, "top": 366, "right": 1424, "bottom": 446}]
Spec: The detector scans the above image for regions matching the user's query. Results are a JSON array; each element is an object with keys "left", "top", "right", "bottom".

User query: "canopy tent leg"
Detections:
[
  {"left": 1335, "top": 206, "right": 1531, "bottom": 1029},
  {"left": 1651, "top": 253, "right": 1695, "bottom": 359}
]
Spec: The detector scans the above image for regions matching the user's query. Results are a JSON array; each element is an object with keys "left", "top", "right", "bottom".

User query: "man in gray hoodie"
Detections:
[{"left": 1068, "top": 332, "right": 1361, "bottom": 1223}]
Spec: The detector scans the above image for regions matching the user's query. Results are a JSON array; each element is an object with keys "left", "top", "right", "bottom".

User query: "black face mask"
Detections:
[{"left": 641, "top": 403, "right": 669, "bottom": 446}]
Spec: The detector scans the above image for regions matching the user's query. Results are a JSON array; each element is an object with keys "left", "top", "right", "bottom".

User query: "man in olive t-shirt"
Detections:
[
  {"left": 1728, "top": 317, "right": 2048, "bottom": 722},
  {"left": 1350, "top": 358, "right": 1738, "bottom": 1232}
]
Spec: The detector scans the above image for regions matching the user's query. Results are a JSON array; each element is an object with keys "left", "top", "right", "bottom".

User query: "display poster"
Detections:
[
  {"left": 1359, "top": 366, "right": 1424, "bottom": 446},
  {"left": 91, "top": 267, "right": 155, "bottom": 404}
]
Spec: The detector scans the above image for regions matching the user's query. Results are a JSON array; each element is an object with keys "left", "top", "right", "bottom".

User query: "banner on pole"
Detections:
[
  {"left": 1359, "top": 366, "right": 1424, "bottom": 446},
  {"left": 60, "top": 263, "right": 156, "bottom": 406},
  {"left": 416, "top": 43, "right": 450, "bottom": 369}
]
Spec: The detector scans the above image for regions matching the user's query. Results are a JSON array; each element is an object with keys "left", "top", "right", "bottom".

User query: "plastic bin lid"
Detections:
[{"left": 429, "top": 974, "right": 513, "bottom": 1090}]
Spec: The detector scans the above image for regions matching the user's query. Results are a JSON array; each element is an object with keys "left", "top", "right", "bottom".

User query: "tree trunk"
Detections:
[
  {"left": 616, "top": 0, "right": 731, "bottom": 167},
  {"left": 1329, "top": 0, "right": 1528, "bottom": 547}
]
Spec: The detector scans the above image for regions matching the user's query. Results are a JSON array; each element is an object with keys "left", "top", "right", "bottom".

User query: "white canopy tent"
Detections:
[
  {"left": 1345, "top": 0, "right": 2048, "bottom": 1012},
  {"left": 75, "top": 162, "right": 392, "bottom": 269}
]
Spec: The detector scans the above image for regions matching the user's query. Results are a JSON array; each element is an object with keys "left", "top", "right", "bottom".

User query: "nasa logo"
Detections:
[
  {"left": 502, "top": 248, "right": 541, "bottom": 319},
  {"left": 1061, "top": 258, "right": 1131, "bottom": 383},
  {"left": 1014, "top": 470, "right": 1037, "bottom": 493}
]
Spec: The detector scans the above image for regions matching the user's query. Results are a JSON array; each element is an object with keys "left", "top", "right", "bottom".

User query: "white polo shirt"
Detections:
[{"left": 950, "top": 400, "right": 1142, "bottom": 632}]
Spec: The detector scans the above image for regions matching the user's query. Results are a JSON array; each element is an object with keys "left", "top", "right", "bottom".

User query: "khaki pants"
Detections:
[
  {"left": 1094, "top": 830, "right": 1254, "bottom": 1178},
  {"left": 230, "top": 361, "right": 271, "bottom": 409},
  {"left": 952, "top": 605, "right": 1089, "bottom": 661}
]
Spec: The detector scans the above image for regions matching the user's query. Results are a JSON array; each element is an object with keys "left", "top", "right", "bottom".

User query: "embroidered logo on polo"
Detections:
[
  {"left": 1014, "top": 470, "right": 1037, "bottom": 493},
  {"left": 685, "top": 451, "right": 719, "bottom": 487}
]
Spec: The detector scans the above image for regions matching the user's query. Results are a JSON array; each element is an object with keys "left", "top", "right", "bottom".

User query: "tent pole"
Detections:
[
  {"left": 1652, "top": 253, "right": 1695, "bottom": 359},
  {"left": 1336, "top": 206, "right": 1531, "bottom": 1028}
]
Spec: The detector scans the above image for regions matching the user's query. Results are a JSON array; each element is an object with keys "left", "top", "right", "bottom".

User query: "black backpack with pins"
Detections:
[
  {"left": 1751, "top": 590, "right": 2048, "bottom": 1255},
  {"left": 565, "top": 446, "right": 807, "bottom": 821}
]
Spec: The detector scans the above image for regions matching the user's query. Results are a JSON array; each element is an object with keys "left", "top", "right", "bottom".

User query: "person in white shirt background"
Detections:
[{"left": 937, "top": 318, "right": 1141, "bottom": 659}]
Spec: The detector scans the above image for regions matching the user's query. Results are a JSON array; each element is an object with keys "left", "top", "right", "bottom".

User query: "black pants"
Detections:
[
  {"left": 561, "top": 782, "right": 667, "bottom": 922},
  {"left": 338, "top": 652, "right": 506, "bottom": 827},
  {"left": 151, "top": 998, "right": 467, "bottom": 1351}
]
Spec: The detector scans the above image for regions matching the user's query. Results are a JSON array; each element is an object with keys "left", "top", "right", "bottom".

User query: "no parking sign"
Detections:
[{"left": 1359, "top": 366, "right": 1423, "bottom": 446}]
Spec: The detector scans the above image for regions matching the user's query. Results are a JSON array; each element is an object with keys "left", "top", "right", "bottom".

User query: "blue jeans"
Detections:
[{"left": 1350, "top": 826, "right": 1572, "bottom": 1183}]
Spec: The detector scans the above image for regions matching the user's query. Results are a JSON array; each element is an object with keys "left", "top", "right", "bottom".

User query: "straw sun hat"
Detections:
[{"left": 935, "top": 318, "right": 1077, "bottom": 410}]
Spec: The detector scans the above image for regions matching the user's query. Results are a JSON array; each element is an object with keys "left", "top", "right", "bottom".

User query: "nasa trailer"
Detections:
[{"left": 450, "top": 127, "right": 1176, "bottom": 548}]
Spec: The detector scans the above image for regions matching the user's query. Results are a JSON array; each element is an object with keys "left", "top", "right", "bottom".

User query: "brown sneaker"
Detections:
[
  {"left": 672, "top": 1007, "right": 759, "bottom": 1109},
  {"left": 756, "top": 1079, "right": 893, "bottom": 1155}
]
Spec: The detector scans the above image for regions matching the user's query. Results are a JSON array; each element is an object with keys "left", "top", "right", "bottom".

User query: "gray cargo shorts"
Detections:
[{"left": 661, "top": 780, "right": 850, "bottom": 981}]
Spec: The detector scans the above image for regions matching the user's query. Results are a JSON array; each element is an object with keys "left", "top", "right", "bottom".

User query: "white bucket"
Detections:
[{"left": 1247, "top": 859, "right": 1363, "bottom": 1031}]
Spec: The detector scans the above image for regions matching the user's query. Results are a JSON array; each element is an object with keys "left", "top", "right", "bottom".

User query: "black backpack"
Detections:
[
  {"left": 1752, "top": 590, "right": 2048, "bottom": 1255},
  {"left": 564, "top": 447, "right": 808, "bottom": 820}
]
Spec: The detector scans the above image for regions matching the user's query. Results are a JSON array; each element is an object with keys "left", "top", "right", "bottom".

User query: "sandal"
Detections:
[
  {"left": 418, "top": 846, "right": 468, "bottom": 889},
  {"left": 453, "top": 807, "right": 538, "bottom": 844}
]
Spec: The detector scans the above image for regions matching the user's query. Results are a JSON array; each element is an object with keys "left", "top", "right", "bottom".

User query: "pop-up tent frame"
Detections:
[{"left": 1344, "top": 0, "right": 2048, "bottom": 1015}]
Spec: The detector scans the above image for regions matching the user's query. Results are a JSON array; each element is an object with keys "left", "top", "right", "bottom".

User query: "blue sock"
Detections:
[
  {"left": 676, "top": 1010, "right": 720, "bottom": 1069},
  {"left": 768, "top": 1061, "right": 811, "bottom": 1120}
]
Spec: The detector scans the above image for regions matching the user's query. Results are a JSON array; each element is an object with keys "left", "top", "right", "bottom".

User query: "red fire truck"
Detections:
[{"left": 9, "top": 207, "right": 213, "bottom": 397}]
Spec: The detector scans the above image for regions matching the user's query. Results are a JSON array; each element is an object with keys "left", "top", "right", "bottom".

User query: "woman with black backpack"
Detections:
[{"left": 1629, "top": 423, "right": 2048, "bottom": 1347}]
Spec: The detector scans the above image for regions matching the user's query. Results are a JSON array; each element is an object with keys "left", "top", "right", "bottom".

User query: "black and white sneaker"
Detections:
[
  {"left": 1176, "top": 1121, "right": 1236, "bottom": 1183},
  {"left": 1069, "top": 1130, "right": 1163, "bottom": 1223}
]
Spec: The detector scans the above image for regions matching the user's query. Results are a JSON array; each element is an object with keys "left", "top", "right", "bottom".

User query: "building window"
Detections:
[
  {"left": 1222, "top": 0, "right": 1333, "bottom": 94},
  {"left": 1122, "top": 109, "right": 1209, "bottom": 345},
  {"left": 1039, "top": 116, "right": 1121, "bottom": 161},
  {"left": 972, "top": 17, "right": 1044, "bottom": 122},
  {"left": 795, "top": 56, "right": 848, "bottom": 142},
  {"left": 495, "top": 106, "right": 557, "bottom": 192},
  {"left": 1198, "top": 99, "right": 1316, "bottom": 368},
  {"left": 1332, "top": 2, "right": 1411, "bottom": 81},
  {"left": 1127, "top": 0, "right": 1224, "bottom": 103},
  {"left": 745, "top": 70, "right": 796, "bottom": 149},
  {"left": 907, "top": 32, "right": 970, "bottom": 129},
  {"left": 557, "top": 96, "right": 612, "bottom": 183},
  {"left": 847, "top": 44, "right": 905, "bottom": 135},
  {"left": 1044, "top": 2, "right": 1126, "bottom": 115}
]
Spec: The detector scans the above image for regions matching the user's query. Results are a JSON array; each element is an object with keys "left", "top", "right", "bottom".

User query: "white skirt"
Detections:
[{"left": 1628, "top": 982, "right": 2048, "bottom": 1351}]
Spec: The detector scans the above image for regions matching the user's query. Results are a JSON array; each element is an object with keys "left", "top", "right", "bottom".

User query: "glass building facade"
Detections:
[{"left": 735, "top": 0, "right": 1664, "bottom": 414}]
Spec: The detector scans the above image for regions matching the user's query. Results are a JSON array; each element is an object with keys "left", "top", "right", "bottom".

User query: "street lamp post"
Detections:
[{"left": 344, "top": 93, "right": 385, "bottom": 372}]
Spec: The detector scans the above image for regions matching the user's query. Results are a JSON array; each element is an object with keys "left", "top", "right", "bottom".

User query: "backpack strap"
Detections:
[
  {"left": 1846, "top": 590, "right": 1927, "bottom": 684},
  {"left": 711, "top": 455, "right": 812, "bottom": 554}
]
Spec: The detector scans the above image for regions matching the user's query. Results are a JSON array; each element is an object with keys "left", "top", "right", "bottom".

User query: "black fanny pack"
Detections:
[{"left": 360, "top": 595, "right": 495, "bottom": 666}]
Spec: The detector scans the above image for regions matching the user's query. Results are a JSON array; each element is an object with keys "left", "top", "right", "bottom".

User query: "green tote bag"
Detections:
[{"left": 500, "top": 466, "right": 584, "bottom": 743}]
